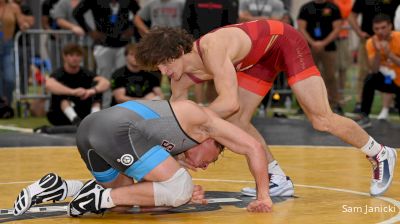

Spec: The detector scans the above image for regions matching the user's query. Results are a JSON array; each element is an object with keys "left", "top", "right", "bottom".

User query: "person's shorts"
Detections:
[
  {"left": 75, "top": 103, "right": 170, "bottom": 183},
  {"left": 237, "top": 23, "right": 320, "bottom": 96}
]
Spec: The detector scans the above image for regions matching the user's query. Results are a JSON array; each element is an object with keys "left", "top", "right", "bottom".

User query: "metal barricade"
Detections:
[{"left": 13, "top": 29, "right": 94, "bottom": 117}]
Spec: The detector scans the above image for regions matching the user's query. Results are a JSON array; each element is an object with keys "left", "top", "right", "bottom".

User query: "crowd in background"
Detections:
[{"left": 1, "top": 0, "right": 400, "bottom": 130}]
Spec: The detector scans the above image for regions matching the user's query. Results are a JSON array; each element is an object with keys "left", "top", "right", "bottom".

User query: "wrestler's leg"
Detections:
[
  {"left": 291, "top": 76, "right": 369, "bottom": 147},
  {"left": 226, "top": 87, "right": 274, "bottom": 163}
]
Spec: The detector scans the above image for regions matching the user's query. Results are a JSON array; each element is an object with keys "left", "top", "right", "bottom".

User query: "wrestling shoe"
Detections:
[
  {"left": 68, "top": 179, "right": 106, "bottom": 217},
  {"left": 13, "top": 173, "right": 67, "bottom": 216},
  {"left": 368, "top": 146, "right": 397, "bottom": 196},
  {"left": 241, "top": 174, "right": 294, "bottom": 197}
]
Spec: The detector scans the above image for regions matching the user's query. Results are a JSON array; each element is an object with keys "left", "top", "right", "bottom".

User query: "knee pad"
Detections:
[{"left": 153, "top": 168, "right": 193, "bottom": 207}]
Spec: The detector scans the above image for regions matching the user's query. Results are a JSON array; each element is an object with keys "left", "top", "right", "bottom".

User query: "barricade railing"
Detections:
[{"left": 13, "top": 29, "right": 94, "bottom": 117}]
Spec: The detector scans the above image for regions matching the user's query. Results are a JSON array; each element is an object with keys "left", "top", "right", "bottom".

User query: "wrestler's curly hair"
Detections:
[{"left": 135, "top": 27, "right": 194, "bottom": 71}]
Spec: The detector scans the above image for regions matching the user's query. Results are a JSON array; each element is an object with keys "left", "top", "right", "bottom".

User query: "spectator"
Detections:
[
  {"left": 45, "top": 43, "right": 110, "bottom": 126},
  {"left": 0, "top": 0, "right": 30, "bottom": 108},
  {"left": 134, "top": 0, "right": 185, "bottom": 37},
  {"left": 13, "top": 0, "right": 34, "bottom": 97},
  {"left": 348, "top": 0, "right": 400, "bottom": 113},
  {"left": 53, "top": 0, "right": 96, "bottom": 70},
  {"left": 239, "top": 0, "right": 286, "bottom": 22},
  {"left": 297, "top": 0, "right": 342, "bottom": 113},
  {"left": 182, "top": 0, "right": 238, "bottom": 39},
  {"left": 182, "top": 0, "right": 238, "bottom": 105},
  {"left": 110, "top": 43, "right": 164, "bottom": 106},
  {"left": 41, "top": 0, "right": 60, "bottom": 69},
  {"left": 330, "top": 0, "right": 352, "bottom": 110},
  {"left": 73, "top": 0, "right": 140, "bottom": 108},
  {"left": 357, "top": 14, "right": 400, "bottom": 128},
  {"left": 395, "top": 4, "right": 400, "bottom": 31}
]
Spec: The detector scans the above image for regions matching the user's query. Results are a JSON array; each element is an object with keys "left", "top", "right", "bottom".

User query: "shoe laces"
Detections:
[
  {"left": 367, "top": 146, "right": 386, "bottom": 181},
  {"left": 269, "top": 174, "right": 284, "bottom": 185}
]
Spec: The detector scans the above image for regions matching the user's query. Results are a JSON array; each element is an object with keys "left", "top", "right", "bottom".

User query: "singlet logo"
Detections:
[
  {"left": 118, "top": 154, "right": 134, "bottom": 166},
  {"left": 162, "top": 140, "right": 175, "bottom": 152}
]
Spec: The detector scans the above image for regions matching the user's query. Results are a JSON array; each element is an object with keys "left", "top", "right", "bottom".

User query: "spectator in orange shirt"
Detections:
[{"left": 357, "top": 14, "right": 400, "bottom": 128}]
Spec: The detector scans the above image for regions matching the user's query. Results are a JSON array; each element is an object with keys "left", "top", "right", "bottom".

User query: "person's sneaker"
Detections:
[
  {"left": 353, "top": 103, "right": 361, "bottom": 113},
  {"left": 241, "top": 174, "right": 294, "bottom": 197},
  {"left": 355, "top": 115, "right": 372, "bottom": 128},
  {"left": 71, "top": 117, "right": 82, "bottom": 127},
  {"left": 13, "top": 173, "right": 67, "bottom": 216},
  {"left": 367, "top": 146, "right": 397, "bottom": 196},
  {"left": 377, "top": 108, "right": 389, "bottom": 120},
  {"left": 68, "top": 179, "right": 105, "bottom": 217}
]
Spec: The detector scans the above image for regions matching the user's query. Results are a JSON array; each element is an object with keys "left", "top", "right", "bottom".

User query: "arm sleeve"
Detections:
[
  {"left": 130, "top": 0, "right": 140, "bottom": 14},
  {"left": 52, "top": 0, "right": 68, "bottom": 20},
  {"left": 332, "top": 4, "right": 342, "bottom": 21},
  {"left": 297, "top": 4, "right": 308, "bottom": 21},
  {"left": 73, "top": 0, "right": 92, "bottom": 32},
  {"left": 137, "top": 2, "right": 152, "bottom": 21}
]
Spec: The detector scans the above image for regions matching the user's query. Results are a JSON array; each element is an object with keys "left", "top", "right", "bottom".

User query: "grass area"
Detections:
[{"left": 0, "top": 116, "right": 49, "bottom": 129}]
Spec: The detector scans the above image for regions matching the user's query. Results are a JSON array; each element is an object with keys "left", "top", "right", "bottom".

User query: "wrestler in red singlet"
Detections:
[{"left": 193, "top": 20, "right": 321, "bottom": 96}]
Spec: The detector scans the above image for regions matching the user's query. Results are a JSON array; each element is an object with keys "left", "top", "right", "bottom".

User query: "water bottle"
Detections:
[
  {"left": 285, "top": 96, "right": 292, "bottom": 113},
  {"left": 258, "top": 104, "right": 265, "bottom": 118}
]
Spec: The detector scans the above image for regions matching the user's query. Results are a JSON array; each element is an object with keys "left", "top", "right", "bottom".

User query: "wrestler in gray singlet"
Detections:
[{"left": 76, "top": 100, "right": 199, "bottom": 183}]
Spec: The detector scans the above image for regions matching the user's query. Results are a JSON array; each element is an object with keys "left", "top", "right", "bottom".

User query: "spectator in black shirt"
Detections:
[
  {"left": 73, "top": 0, "right": 140, "bottom": 108},
  {"left": 110, "top": 43, "right": 164, "bottom": 106},
  {"left": 182, "top": 0, "right": 238, "bottom": 39},
  {"left": 298, "top": 0, "right": 342, "bottom": 113},
  {"left": 182, "top": 0, "right": 238, "bottom": 105},
  {"left": 46, "top": 43, "right": 110, "bottom": 126}
]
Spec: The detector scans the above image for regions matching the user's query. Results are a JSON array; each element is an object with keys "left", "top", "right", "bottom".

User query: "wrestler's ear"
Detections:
[{"left": 177, "top": 46, "right": 185, "bottom": 56}]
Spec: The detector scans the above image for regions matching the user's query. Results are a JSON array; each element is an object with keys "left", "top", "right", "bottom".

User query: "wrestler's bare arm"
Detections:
[
  {"left": 198, "top": 34, "right": 241, "bottom": 118},
  {"left": 170, "top": 74, "right": 196, "bottom": 102},
  {"left": 201, "top": 108, "right": 270, "bottom": 201}
]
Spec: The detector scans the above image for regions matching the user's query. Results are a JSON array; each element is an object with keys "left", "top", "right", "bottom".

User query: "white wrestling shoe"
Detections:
[
  {"left": 68, "top": 179, "right": 106, "bottom": 217},
  {"left": 368, "top": 146, "right": 397, "bottom": 196},
  {"left": 241, "top": 174, "right": 294, "bottom": 197},
  {"left": 13, "top": 173, "right": 68, "bottom": 216}
]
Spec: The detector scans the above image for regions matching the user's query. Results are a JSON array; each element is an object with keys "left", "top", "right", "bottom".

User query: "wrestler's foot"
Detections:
[
  {"left": 368, "top": 146, "right": 397, "bottom": 196},
  {"left": 68, "top": 179, "right": 106, "bottom": 217},
  {"left": 13, "top": 173, "right": 67, "bottom": 216},
  {"left": 241, "top": 174, "right": 294, "bottom": 197}
]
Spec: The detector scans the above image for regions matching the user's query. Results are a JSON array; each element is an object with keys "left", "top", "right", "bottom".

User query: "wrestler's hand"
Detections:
[
  {"left": 247, "top": 197, "right": 273, "bottom": 213},
  {"left": 190, "top": 185, "right": 207, "bottom": 204},
  {"left": 174, "top": 153, "right": 197, "bottom": 172}
]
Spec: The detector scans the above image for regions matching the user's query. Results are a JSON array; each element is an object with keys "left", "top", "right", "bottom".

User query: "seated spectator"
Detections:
[
  {"left": 357, "top": 14, "right": 400, "bottom": 128},
  {"left": 45, "top": 43, "right": 110, "bottom": 126},
  {"left": 110, "top": 44, "right": 164, "bottom": 106}
]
